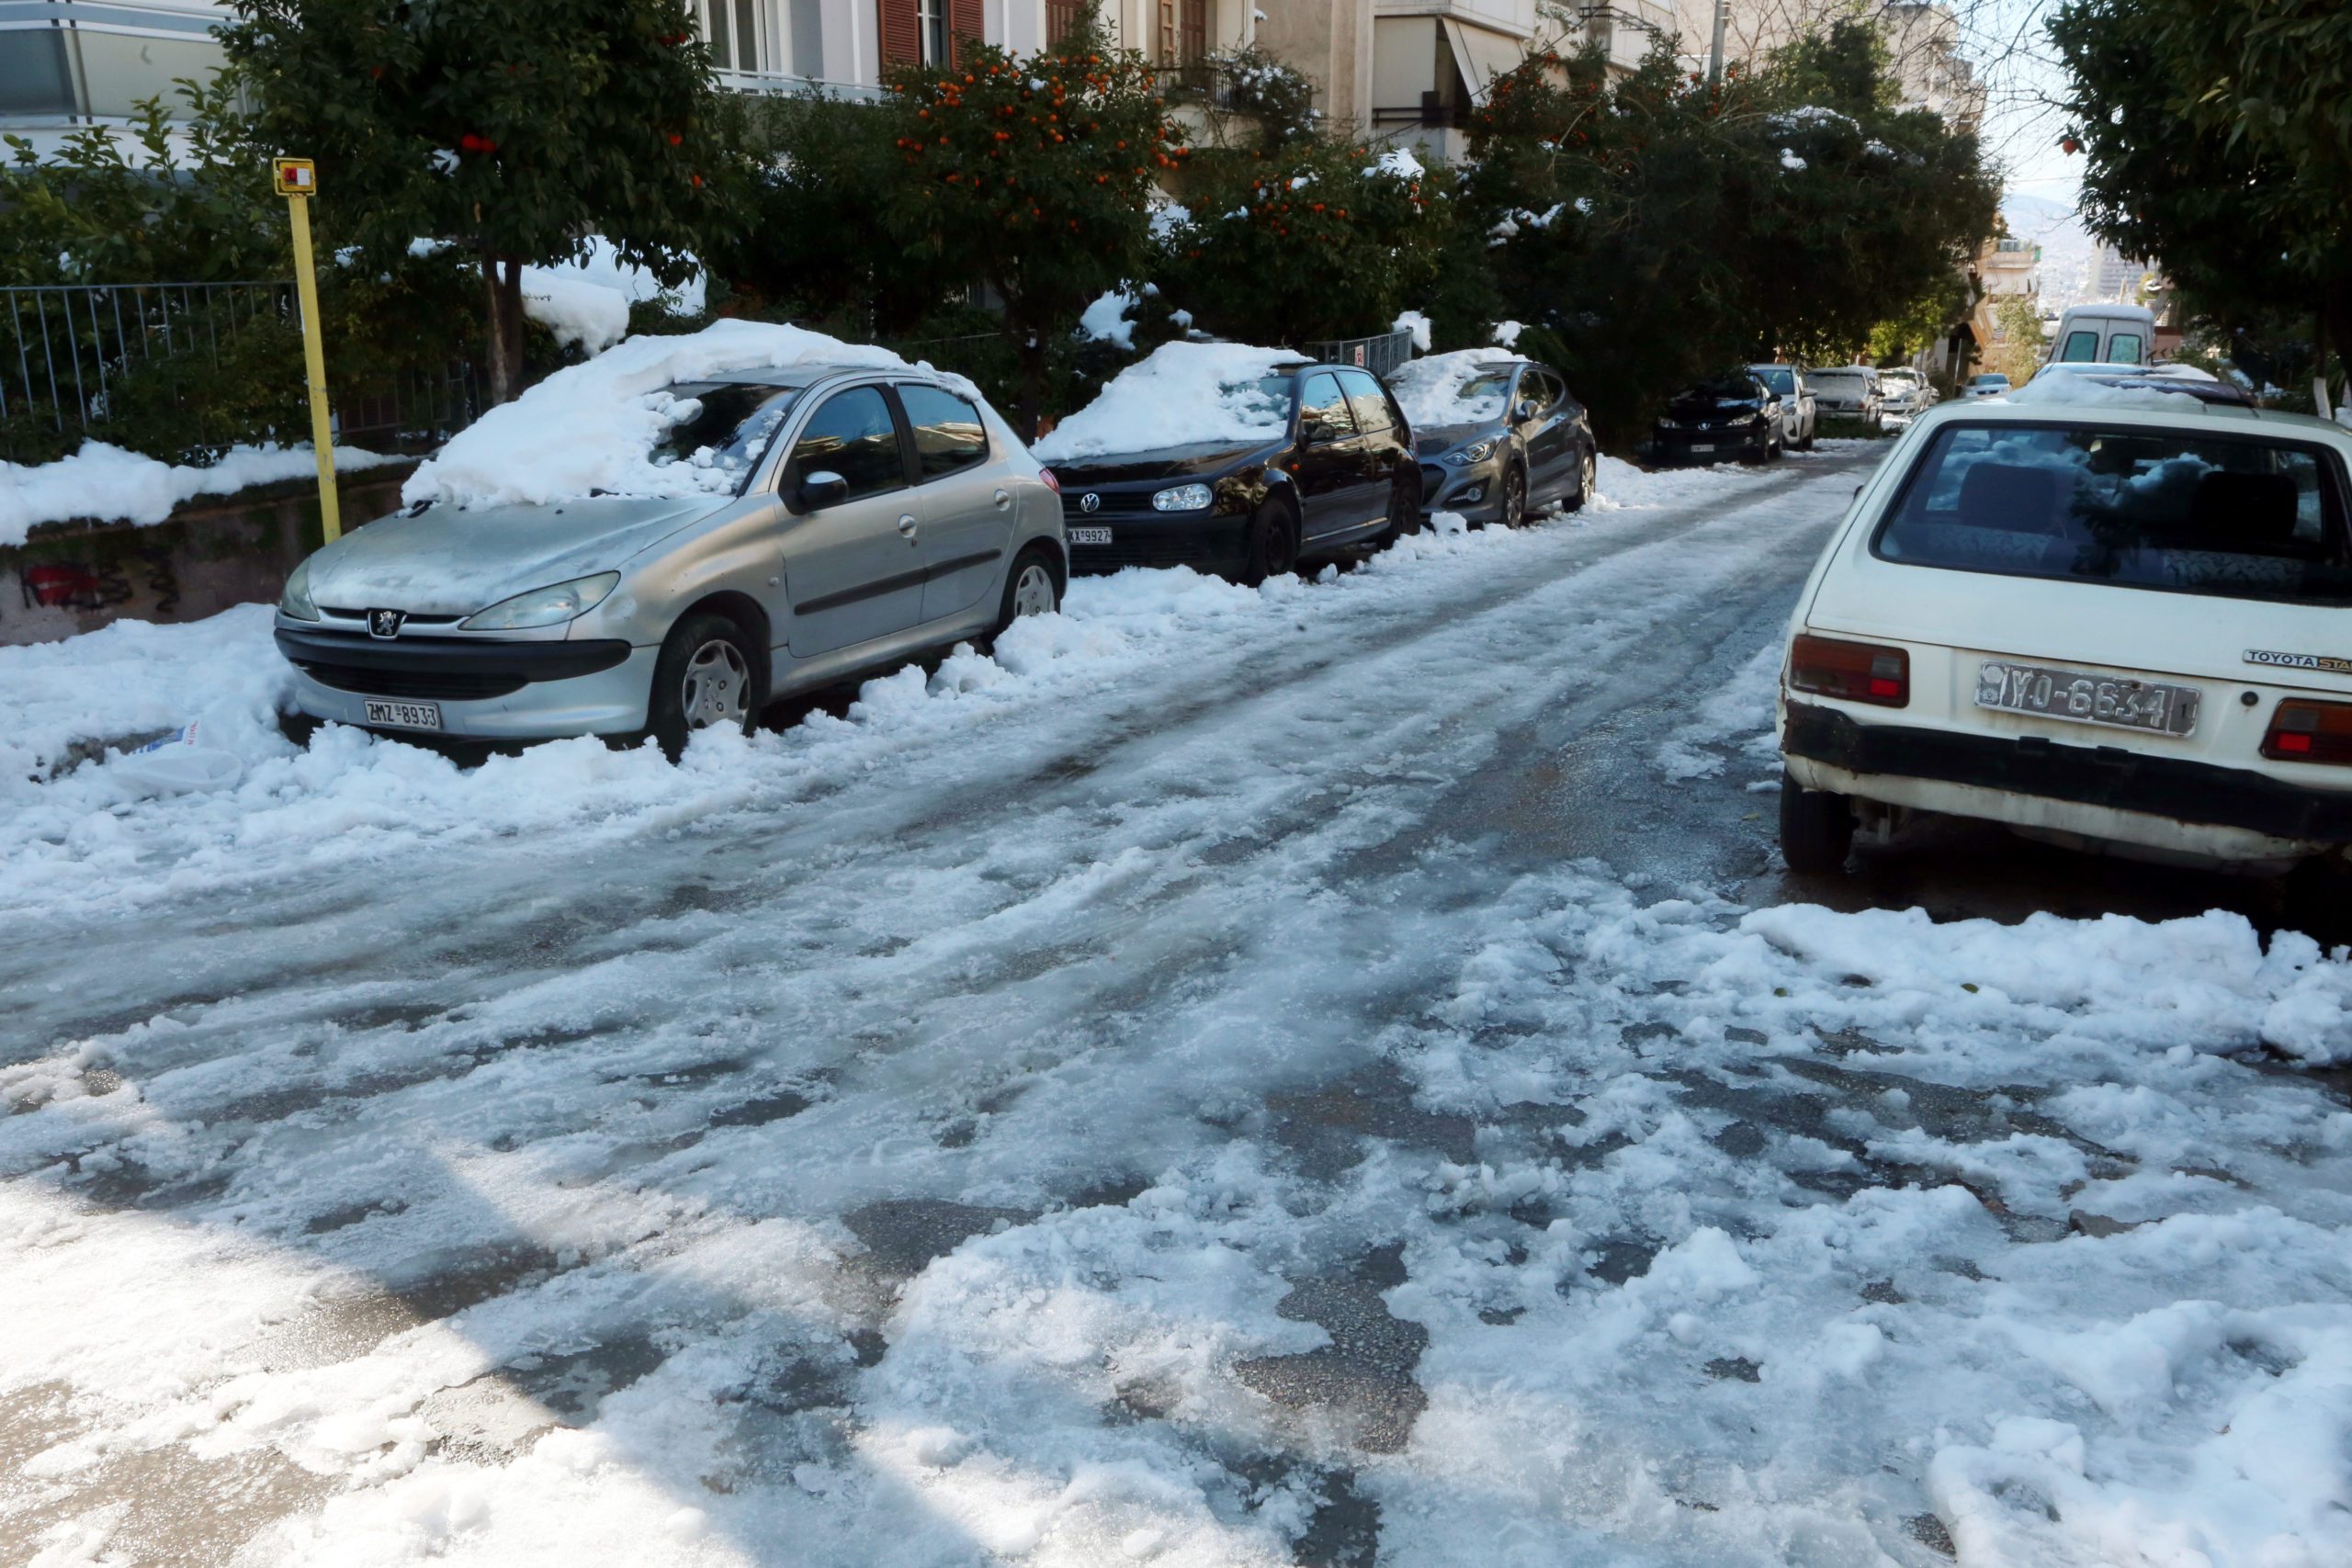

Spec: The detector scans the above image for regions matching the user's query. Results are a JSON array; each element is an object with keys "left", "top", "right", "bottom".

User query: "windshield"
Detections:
[
  {"left": 649, "top": 382, "right": 801, "bottom": 494},
  {"left": 1813, "top": 370, "right": 1866, "bottom": 384},
  {"left": 1973, "top": 375, "right": 2008, "bottom": 387},
  {"left": 1219, "top": 376, "right": 1297, "bottom": 429},
  {"left": 1693, "top": 373, "right": 1759, "bottom": 400},
  {"left": 1873, "top": 422, "right": 2352, "bottom": 605},
  {"left": 1755, "top": 367, "right": 1796, "bottom": 395}
]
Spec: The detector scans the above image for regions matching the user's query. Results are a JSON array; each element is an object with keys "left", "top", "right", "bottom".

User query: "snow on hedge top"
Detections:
[
  {"left": 401, "top": 321, "right": 915, "bottom": 510},
  {"left": 1387, "top": 348, "right": 1527, "bottom": 429},
  {"left": 1033, "top": 341, "right": 1303, "bottom": 461}
]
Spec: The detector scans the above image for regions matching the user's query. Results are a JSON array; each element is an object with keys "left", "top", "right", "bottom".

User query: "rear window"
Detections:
[{"left": 1872, "top": 422, "right": 2352, "bottom": 605}]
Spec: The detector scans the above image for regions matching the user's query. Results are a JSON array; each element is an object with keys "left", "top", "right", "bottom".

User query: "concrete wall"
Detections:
[{"left": 1256, "top": 0, "right": 1374, "bottom": 132}]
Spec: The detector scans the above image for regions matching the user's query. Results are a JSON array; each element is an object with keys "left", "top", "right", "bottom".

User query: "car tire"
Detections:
[
  {"left": 1565, "top": 446, "right": 1598, "bottom": 513},
  {"left": 990, "top": 543, "right": 1063, "bottom": 638},
  {"left": 1498, "top": 463, "right": 1528, "bottom": 527},
  {"left": 1797, "top": 424, "right": 1815, "bottom": 452},
  {"left": 1768, "top": 432, "right": 1785, "bottom": 461},
  {"left": 1374, "top": 468, "right": 1423, "bottom": 548},
  {"left": 1238, "top": 497, "right": 1300, "bottom": 586},
  {"left": 648, "top": 610, "right": 760, "bottom": 761},
  {"left": 1779, "top": 773, "right": 1855, "bottom": 874}
]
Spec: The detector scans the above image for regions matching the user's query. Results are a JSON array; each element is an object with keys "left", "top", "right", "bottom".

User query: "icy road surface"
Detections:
[{"left": 4, "top": 452, "right": 2349, "bottom": 1568}]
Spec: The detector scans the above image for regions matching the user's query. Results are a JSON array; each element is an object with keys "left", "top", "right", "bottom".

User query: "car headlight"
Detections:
[
  {"left": 1444, "top": 439, "right": 1497, "bottom": 466},
  {"left": 1657, "top": 419, "right": 1682, "bottom": 431},
  {"left": 279, "top": 557, "right": 320, "bottom": 621},
  {"left": 1151, "top": 482, "right": 1213, "bottom": 513},
  {"left": 460, "top": 571, "right": 620, "bottom": 630}
]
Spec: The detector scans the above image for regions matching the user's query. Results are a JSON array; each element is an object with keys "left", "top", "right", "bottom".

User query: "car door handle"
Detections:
[
  {"left": 898, "top": 514, "right": 918, "bottom": 538},
  {"left": 993, "top": 488, "right": 1012, "bottom": 511}
]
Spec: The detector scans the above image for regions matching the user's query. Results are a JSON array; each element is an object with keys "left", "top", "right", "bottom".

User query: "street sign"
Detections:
[{"left": 272, "top": 157, "right": 340, "bottom": 541}]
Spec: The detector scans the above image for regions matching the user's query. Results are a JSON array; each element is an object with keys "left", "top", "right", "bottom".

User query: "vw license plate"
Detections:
[
  {"left": 363, "top": 699, "right": 442, "bottom": 730},
  {"left": 1068, "top": 526, "right": 1112, "bottom": 546},
  {"left": 1974, "top": 661, "right": 2199, "bottom": 738}
]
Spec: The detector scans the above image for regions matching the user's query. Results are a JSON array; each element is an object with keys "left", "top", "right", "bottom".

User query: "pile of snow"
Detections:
[
  {"left": 2007, "top": 374, "right": 2211, "bottom": 412},
  {"left": 1034, "top": 342, "right": 1303, "bottom": 462},
  {"left": 1077, "top": 288, "right": 1139, "bottom": 352},
  {"left": 1364, "top": 146, "right": 1425, "bottom": 181},
  {"left": 1491, "top": 321, "right": 1525, "bottom": 347},
  {"left": 1386, "top": 348, "right": 1526, "bottom": 430},
  {"left": 520, "top": 238, "right": 707, "bottom": 356},
  {"left": 1, "top": 442, "right": 401, "bottom": 547},
  {"left": 401, "top": 320, "right": 918, "bottom": 510},
  {"left": 1392, "top": 310, "right": 1432, "bottom": 352}
]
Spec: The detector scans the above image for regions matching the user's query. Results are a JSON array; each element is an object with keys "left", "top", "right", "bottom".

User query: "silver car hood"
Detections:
[{"left": 306, "top": 495, "right": 727, "bottom": 617}]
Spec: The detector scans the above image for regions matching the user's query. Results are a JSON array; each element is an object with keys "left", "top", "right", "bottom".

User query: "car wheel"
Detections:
[
  {"left": 1779, "top": 772, "right": 1855, "bottom": 874},
  {"left": 1374, "top": 468, "right": 1423, "bottom": 547},
  {"left": 1798, "top": 423, "right": 1815, "bottom": 452},
  {"left": 991, "top": 544, "right": 1062, "bottom": 637},
  {"left": 1238, "top": 498, "right": 1299, "bottom": 586},
  {"left": 649, "top": 610, "right": 759, "bottom": 761},
  {"left": 1498, "top": 463, "right": 1527, "bottom": 528},
  {"left": 1565, "top": 446, "right": 1598, "bottom": 513},
  {"left": 1768, "top": 432, "right": 1784, "bottom": 461}
]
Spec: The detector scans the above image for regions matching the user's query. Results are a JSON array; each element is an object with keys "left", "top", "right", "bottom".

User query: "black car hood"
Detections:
[
  {"left": 1666, "top": 394, "right": 1761, "bottom": 419},
  {"left": 1046, "top": 440, "right": 1280, "bottom": 486}
]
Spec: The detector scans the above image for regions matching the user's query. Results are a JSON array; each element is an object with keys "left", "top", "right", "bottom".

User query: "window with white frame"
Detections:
[{"left": 918, "top": 0, "right": 948, "bottom": 65}]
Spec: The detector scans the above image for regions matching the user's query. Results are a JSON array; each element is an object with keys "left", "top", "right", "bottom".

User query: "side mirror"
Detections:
[
  {"left": 798, "top": 469, "right": 848, "bottom": 511},
  {"left": 1513, "top": 399, "right": 1537, "bottom": 423}
]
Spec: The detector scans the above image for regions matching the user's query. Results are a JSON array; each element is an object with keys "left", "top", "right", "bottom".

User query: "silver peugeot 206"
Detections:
[{"left": 274, "top": 364, "right": 1066, "bottom": 754}]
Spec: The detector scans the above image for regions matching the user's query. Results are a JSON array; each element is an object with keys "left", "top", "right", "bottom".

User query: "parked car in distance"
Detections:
[
  {"left": 2047, "top": 302, "right": 2157, "bottom": 367},
  {"left": 1750, "top": 364, "right": 1817, "bottom": 450},
  {"left": 1807, "top": 367, "right": 1883, "bottom": 428},
  {"left": 1963, "top": 372, "right": 2011, "bottom": 399},
  {"left": 1388, "top": 353, "right": 1599, "bottom": 525},
  {"left": 276, "top": 364, "right": 1066, "bottom": 755},
  {"left": 1775, "top": 392, "right": 2352, "bottom": 901},
  {"left": 1876, "top": 367, "right": 1930, "bottom": 426},
  {"left": 1039, "top": 355, "right": 1421, "bottom": 581},
  {"left": 1652, "top": 369, "right": 1788, "bottom": 463}
]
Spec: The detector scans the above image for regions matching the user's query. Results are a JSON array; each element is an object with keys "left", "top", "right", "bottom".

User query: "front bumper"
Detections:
[
  {"left": 1065, "top": 512, "right": 1250, "bottom": 574},
  {"left": 1652, "top": 426, "right": 1767, "bottom": 462},
  {"left": 276, "top": 625, "right": 658, "bottom": 739},
  {"left": 1782, "top": 700, "right": 2352, "bottom": 861},
  {"left": 1419, "top": 456, "right": 1504, "bottom": 520}
]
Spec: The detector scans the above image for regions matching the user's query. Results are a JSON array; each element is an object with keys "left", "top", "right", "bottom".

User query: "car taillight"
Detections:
[
  {"left": 1038, "top": 468, "right": 1061, "bottom": 495},
  {"left": 2261, "top": 699, "right": 2352, "bottom": 763},
  {"left": 1789, "top": 634, "right": 1909, "bottom": 707}
]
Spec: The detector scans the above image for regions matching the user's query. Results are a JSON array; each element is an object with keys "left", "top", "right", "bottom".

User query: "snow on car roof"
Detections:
[
  {"left": 1033, "top": 341, "right": 1308, "bottom": 461},
  {"left": 401, "top": 320, "right": 943, "bottom": 510},
  {"left": 1385, "top": 348, "right": 1530, "bottom": 430}
]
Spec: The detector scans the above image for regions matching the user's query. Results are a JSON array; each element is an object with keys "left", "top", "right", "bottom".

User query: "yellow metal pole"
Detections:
[{"left": 284, "top": 189, "right": 342, "bottom": 543}]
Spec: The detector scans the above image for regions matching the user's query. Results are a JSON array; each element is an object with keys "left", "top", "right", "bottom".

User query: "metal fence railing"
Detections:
[
  {"left": 1, "top": 280, "right": 486, "bottom": 464},
  {"left": 1303, "top": 327, "right": 1417, "bottom": 379},
  {"left": 4, "top": 280, "right": 294, "bottom": 446}
]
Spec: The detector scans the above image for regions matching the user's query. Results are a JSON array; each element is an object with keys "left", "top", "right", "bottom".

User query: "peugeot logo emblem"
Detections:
[
  {"left": 1079, "top": 492, "right": 1101, "bottom": 513},
  {"left": 368, "top": 608, "right": 405, "bottom": 639}
]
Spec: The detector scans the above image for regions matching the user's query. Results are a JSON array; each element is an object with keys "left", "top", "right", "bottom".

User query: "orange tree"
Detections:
[
  {"left": 1151, "top": 133, "right": 1456, "bottom": 347},
  {"left": 876, "top": 9, "right": 1180, "bottom": 435}
]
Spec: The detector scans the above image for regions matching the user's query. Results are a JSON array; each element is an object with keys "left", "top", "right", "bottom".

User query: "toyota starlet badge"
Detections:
[{"left": 2245, "top": 648, "right": 2352, "bottom": 675}]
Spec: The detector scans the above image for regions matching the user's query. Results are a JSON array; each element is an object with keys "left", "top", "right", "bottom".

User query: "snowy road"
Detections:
[{"left": 5, "top": 454, "right": 2349, "bottom": 1568}]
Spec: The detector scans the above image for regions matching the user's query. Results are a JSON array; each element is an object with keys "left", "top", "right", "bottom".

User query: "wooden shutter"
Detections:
[
  {"left": 948, "top": 0, "right": 982, "bottom": 63},
  {"left": 878, "top": 0, "right": 919, "bottom": 69}
]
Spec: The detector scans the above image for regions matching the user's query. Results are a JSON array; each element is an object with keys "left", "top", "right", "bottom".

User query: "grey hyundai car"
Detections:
[
  {"left": 274, "top": 365, "right": 1066, "bottom": 754},
  {"left": 1395, "top": 358, "right": 1597, "bottom": 526}
]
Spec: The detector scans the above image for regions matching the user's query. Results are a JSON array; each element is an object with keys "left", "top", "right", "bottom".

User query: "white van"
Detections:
[
  {"left": 2046, "top": 302, "right": 2157, "bottom": 367},
  {"left": 1775, "top": 391, "right": 2352, "bottom": 890}
]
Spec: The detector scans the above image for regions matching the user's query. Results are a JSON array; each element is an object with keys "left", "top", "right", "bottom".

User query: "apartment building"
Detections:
[{"left": 0, "top": 0, "right": 230, "bottom": 140}]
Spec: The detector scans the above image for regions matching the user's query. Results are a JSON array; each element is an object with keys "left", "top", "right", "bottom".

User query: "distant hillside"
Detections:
[{"left": 2001, "top": 192, "right": 2098, "bottom": 312}]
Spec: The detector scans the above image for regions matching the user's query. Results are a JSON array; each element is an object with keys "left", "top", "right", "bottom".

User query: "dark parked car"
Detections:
[
  {"left": 1045, "top": 363, "right": 1422, "bottom": 582},
  {"left": 1651, "top": 370, "right": 1789, "bottom": 463},
  {"left": 1391, "top": 355, "right": 1598, "bottom": 526}
]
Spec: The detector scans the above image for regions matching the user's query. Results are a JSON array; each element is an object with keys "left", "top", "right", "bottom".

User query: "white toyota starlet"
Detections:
[{"left": 1775, "top": 381, "right": 2352, "bottom": 893}]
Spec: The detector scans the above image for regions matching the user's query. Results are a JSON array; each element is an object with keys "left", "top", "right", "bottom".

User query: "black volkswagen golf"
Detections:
[{"left": 1045, "top": 362, "right": 1422, "bottom": 582}]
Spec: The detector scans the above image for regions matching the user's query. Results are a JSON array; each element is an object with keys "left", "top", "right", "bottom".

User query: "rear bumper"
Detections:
[
  {"left": 1066, "top": 513, "right": 1250, "bottom": 575},
  {"left": 1782, "top": 700, "right": 2352, "bottom": 857}
]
